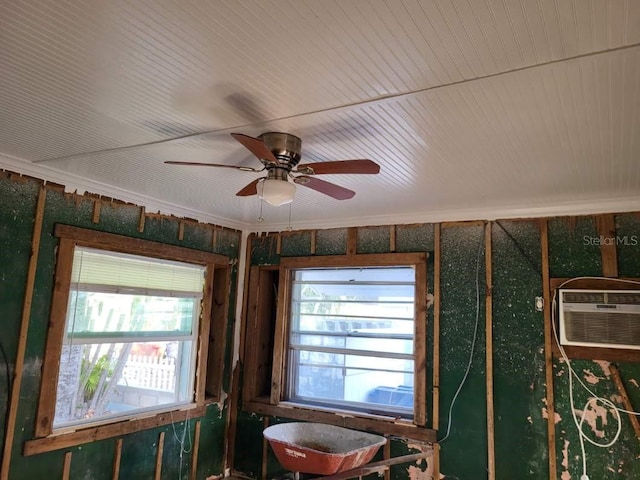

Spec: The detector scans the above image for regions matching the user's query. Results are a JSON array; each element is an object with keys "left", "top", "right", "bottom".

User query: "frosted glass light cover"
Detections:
[{"left": 260, "top": 179, "right": 296, "bottom": 206}]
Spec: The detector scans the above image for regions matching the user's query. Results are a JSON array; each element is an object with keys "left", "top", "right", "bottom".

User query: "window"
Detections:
[
  {"left": 30, "top": 225, "right": 230, "bottom": 452},
  {"left": 54, "top": 247, "right": 204, "bottom": 429},
  {"left": 242, "top": 253, "right": 431, "bottom": 440},
  {"left": 287, "top": 266, "right": 416, "bottom": 418}
]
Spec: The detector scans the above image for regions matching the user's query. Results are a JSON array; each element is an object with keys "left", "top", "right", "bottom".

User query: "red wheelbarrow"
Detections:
[{"left": 263, "top": 423, "right": 387, "bottom": 476}]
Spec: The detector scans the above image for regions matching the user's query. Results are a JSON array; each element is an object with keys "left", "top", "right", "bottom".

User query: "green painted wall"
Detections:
[
  {"left": 234, "top": 216, "right": 640, "bottom": 479},
  {"left": 0, "top": 172, "right": 240, "bottom": 479}
]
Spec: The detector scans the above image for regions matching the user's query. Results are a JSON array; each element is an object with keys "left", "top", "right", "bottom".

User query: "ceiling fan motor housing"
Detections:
[{"left": 258, "top": 132, "right": 302, "bottom": 169}]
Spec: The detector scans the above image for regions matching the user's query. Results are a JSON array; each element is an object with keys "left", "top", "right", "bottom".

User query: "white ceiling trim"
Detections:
[
  {"left": 4, "top": 151, "right": 637, "bottom": 235},
  {"left": 250, "top": 195, "right": 640, "bottom": 233},
  {"left": 0, "top": 153, "right": 247, "bottom": 231}
]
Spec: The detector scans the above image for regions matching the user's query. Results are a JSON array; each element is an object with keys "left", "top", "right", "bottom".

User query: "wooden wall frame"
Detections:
[
  {"left": 240, "top": 251, "right": 436, "bottom": 441},
  {"left": 29, "top": 225, "right": 230, "bottom": 454}
]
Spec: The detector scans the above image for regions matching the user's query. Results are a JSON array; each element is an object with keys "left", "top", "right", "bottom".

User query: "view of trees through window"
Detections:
[
  {"left": 287, "top": 266, "right": 416, "bottom": 417},
  {"left": 53, "top": 247, "right": 204, "bottom": 430}
]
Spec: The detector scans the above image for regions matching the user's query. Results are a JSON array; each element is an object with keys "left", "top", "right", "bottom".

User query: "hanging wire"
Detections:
[{"left": 170, "top": 409, "right": 193, "bottom": 479}]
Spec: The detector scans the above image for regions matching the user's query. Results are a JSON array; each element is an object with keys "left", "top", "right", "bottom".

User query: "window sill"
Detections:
[
  {"left": 242, "top": 399, "right": 436, "bottom": 443},
  {"left": 24, "top": 404, "right": 207, "bottom": 456}
]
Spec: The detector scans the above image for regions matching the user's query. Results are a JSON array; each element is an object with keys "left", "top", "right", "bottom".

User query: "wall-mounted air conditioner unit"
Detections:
[{"left": 559, "top": 289, "right": 640, "bottom": 350}]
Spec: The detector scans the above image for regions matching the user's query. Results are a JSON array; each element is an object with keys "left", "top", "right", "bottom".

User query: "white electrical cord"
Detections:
[
  {"left": 552, "top": 276, "right": 640, "bottom": 480},
  {"left": 438, "top": 234, "right": 484, "bottom": 443}
]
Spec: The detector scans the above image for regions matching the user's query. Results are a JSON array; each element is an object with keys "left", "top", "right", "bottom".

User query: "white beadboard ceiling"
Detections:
[{"left": 1, "top": 0, "right": 639, "bottom": 231}]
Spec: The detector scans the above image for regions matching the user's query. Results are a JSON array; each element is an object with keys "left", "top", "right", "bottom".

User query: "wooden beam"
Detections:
[
  {"left": 224, "top": 233, "right": 254, "bottom": 472},
  {"left": 62, "top": 451, "right": 72, "bottom": 480},
  {"left": 190, "top": 421, "right": 201, "bottom": 480},
  {"left": 433, "top": 224, "right": 441, "bottom": 480},
  {"left": 595, "top": 214, "right": 618, "bottom": 277},
  {"left": 310, "top": 229, "right": 316, "bottom": 255},
  {"left": 138, "top": 207, "right": 145, "bottom": 233},
  {"left": 178, "top": 221, "right": 185, "bottom": 241},
  {"left": 541, "top": 219, "right": 557, "bottom": 480},
  {"left": 243, "top": 401, "right": 437, "bottom": 443},
  {"left": 414, "top": 258, "right": 427, "bottom": 426},
  {"left": 389, "top": 225, "right": 396, "bottom": 252},
  {"left": 485, "top": 222, "right": 495, "bottom": 480},
  {"left": 347, "top": 227, "right": 358, "bottom": 255},
  {"left": 609, "top": 365, "right": 640, "bottom": 439},
  {"left": 383, "top": 439, "right": 391, "bottom": 480},
  {"left": 154, "top": 431, "right": 165, "bottom": 480},
  {"left": 54, "top": 224, "right": 229, "bottom": 265},
  {"left": 276, "top": 233, "right": 282, "bottom": 255},
  {"left": 1, "top": 186, "right": 46, "bottom": 480},
  {"left": 92, "top": 200, "right": 101, "bottom": 223},
  {"left": 24, "top": 405, "right": 206, "bottom": 456},
  {"left": 112, "top": 438, "right": 122, "bottom": 480},
  {"left": 261, "top": 417, "right": 270, "bottom": 480}
]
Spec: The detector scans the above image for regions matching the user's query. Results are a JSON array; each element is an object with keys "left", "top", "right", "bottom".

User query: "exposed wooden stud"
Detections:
[
  {"left": 433, "top": 443, "right": 441, "bottom": 480},
  {"left": 433, "top": 224, "right": 441, "bottom": 429},
  {"left": 224, "top": 233, "right": 254, "bottom": 472},
  {"left": 154, "top": 431, "right": 165, "bottom": 480},
  {"left": 347, "top": 227, "right": 358, "bottom": 255},
  {"left": 1, "top": 186, "right": 46, "bottom": 480},
  {"left": 595, "top": 214, "right": 618, "bottom": 277},
  {"left": 261, "top": 417, "right": 270, "bottom": 480},
  {"left": 310, "top": 229, "right": 316, "bottom": 255},
  {"left": 194, "top": 263, "right": 216, "bottom": 403},
  {"left": 138, "top": 206, "right": 145, "bottom": 233},
  {"left": 190, "top": 421, "right": 201, "bottom": 480},
  {"left": 541, "top": 219, "right": 557, "bottom": 480},
  {"left": 609, "top": 365, "right": 640, "bottom": 439},
  {"left": 62, "top": 451, "right": 72, "bottom": 480},
  {"left": 178, "top": 221, "right": 185, "bottom": 241},
  {"left": 389, "top": 225, "right": 396, "bottom": 252},
  {"left": 383, "top": 439, "right": 391, "bottom": 480},
  {"left": 35, "top": 238, "right": 75, "bottom": 436},
  {"left": 92, "top": 199, "right": 101, "bottom": 223},
  {"left": 276, "top": 233, "right": 282, "bottom": 255},
  {"left": 112, "top": 438, "right": 122, "bottom": 480},
  {"left": 485, "top": 222, "right": 495, "bottom": 480},
  {"left": 414, "top": 258, "right": 428, "bottom": 426},
  {"left": 212, "top": 227, "right": 218, "bottom": 249}
]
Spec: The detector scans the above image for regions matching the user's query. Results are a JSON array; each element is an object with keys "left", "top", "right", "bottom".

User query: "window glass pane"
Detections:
[
  {"left": 53, "top": 340, "right": 194, "bottom": 429},
  {"left": 66, "top": 291, "right": 197, "bottom": 337},
  {"left": 287, "top": 266, "right": 416, "bottom": 417},
  {"left": 53, "top": 246, "right": 204, "bottom": 430},
  {"left": 291, "top": 334, "right": 413, "bottom": 355}
]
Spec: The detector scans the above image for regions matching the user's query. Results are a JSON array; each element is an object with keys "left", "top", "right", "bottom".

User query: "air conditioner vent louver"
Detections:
[{"left": 559, "top": 289, "right": 640, "bottom": 350}]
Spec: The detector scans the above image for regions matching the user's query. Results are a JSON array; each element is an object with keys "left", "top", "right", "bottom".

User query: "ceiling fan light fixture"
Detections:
[{"left": 259, "top": 179, "right": 296, "bottom": 206}]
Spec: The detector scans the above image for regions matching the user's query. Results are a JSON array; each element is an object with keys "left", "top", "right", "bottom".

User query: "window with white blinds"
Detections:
[{"left": 53, "top": 246, "right": 206, "bottom": 430}]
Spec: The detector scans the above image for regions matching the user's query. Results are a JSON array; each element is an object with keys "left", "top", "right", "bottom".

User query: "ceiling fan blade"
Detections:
[
  {"left": 293, "top": 176, "right": 355, "bottom": 200},
  {"left": 165, "top": 160, "right": 261, "bottom": 172},
  {"left": 294, "top": 159, "right": 380, "bottom": 175},
  {"left": 236, "top": 178, "right": 261, "bottom": 197},
  {"left": 230, "top": 133, "right": 278, "bottom": 164}
]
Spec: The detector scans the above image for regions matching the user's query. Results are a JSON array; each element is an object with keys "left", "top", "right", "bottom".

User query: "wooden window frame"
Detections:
[
  {"left": 25, "top": 225, "right": 230, "bottom": 455},
  {"left": 242, "top": 253, "right": 436, "bottom": 442}
]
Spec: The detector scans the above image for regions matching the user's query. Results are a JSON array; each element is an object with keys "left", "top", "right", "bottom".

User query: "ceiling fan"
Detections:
[{"left": 165, "top": 132, "right": 380, "bottom": 206}]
